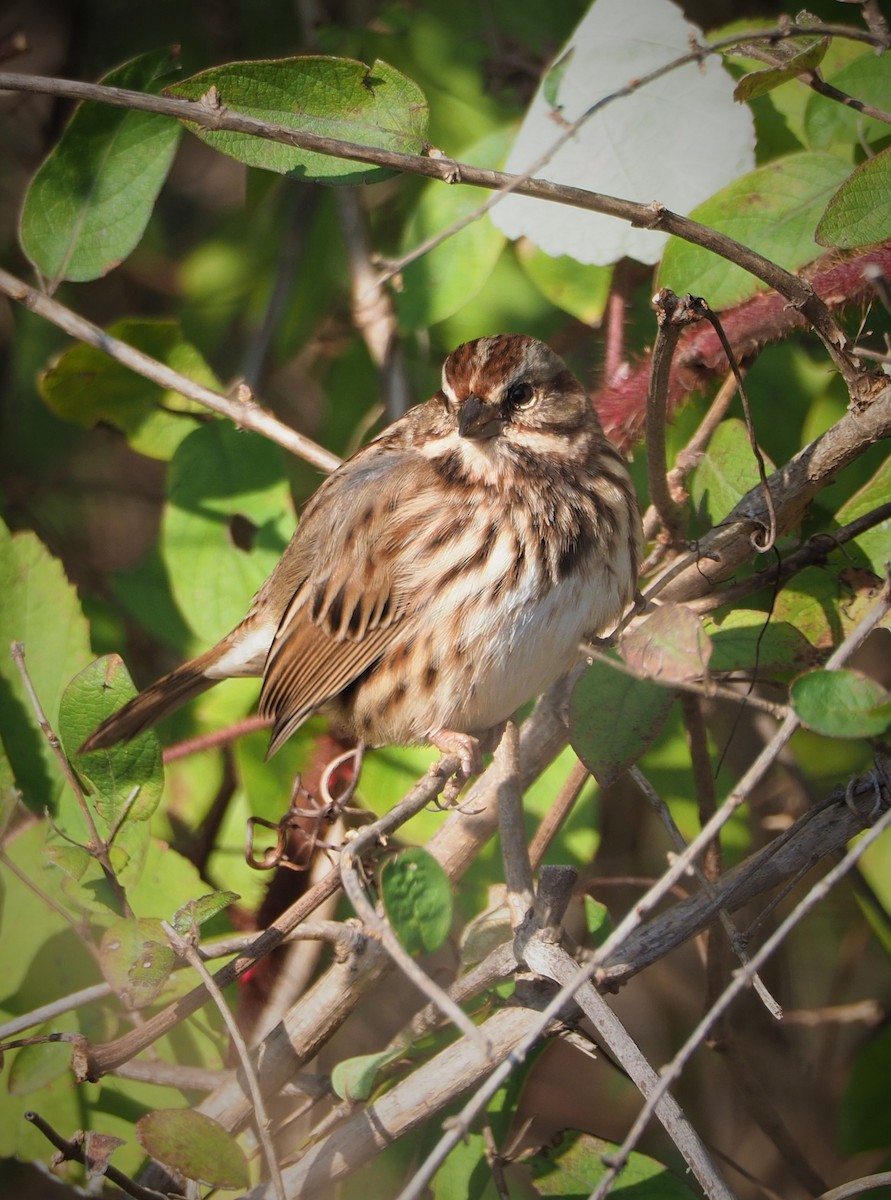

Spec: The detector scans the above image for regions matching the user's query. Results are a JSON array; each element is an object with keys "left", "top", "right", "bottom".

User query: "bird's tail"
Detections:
[{"left": 78, "top": 648, "right": 223, "bottom": 753}]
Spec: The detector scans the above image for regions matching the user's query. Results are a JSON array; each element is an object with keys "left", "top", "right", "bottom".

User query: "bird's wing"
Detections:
[{"left": 258, "top": 444, "right": 444, "bottom": 754}]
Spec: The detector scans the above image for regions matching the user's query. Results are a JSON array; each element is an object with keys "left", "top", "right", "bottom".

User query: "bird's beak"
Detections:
[{"left": 458, "top": 394, "right": 504, "bottom": 440}]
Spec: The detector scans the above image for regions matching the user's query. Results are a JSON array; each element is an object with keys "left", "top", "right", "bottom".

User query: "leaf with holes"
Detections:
[
  {"left": 58, "top": 656, "right": 163, "bottom": 827},
  {"left": 99, "top": 917, "right": 175, "bottom": 1008},
  {"left": 162, "top": 422, "right": 293, "bottom": 642}
]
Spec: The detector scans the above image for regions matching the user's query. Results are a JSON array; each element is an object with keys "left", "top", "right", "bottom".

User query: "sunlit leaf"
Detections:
[
  {"left": 0, "top": 522, "right": 92, "bottom": 812},
  {"left": 20, "top": 50, "right": 181, "bottom": 287},
  {"left": 658, "top": 152, "right": 852, "bottom": 309},
  {"left": 804, "top": 53, "right": 891, "bottom": 152},
  {"left": 834, "top": 456, "right": 891, "bottom": 578},
  {"left": 162, "top": 422, "right": 293, "bottom": 642},
  {"left": 8, "top": 1040, "right": 73, "bottom": 1096},
  {"left": 816, "top": 149, "right": 891, "bottom": 249},
  {"left": 491, "top": 0, "right": 755, "bottom": 265},
  {"left": 516, "top": 241, "right": 612, "bottom": 324},
  {"left": 331, "top": 1047, "right": 404, "bottom": 1101},
  {"left": 688, "top": 419, "right": 773, "bottom": 531},
  {"left": 168, "top": 56, "right": 428, "bottom": 184},
  {"left": 733, "top": 35, "right": 829, "bottom": 103},
  {"left": 791, "top": 668, "right": 890, "bottom": 740},
  {"left": 171, "top": 890, "right": 239, "bottom": 934},
  {"left": 396, "top": 127, "right": 509, "bottom": 330},
  {"left": 379, "top": 847, "right": 453, "bottom": 955},
  {"left": 58, "top": 656, "right": 164, "bottom": 826},
  {"left": 704, "top": 610, "right": 815, "bottom": 674}
]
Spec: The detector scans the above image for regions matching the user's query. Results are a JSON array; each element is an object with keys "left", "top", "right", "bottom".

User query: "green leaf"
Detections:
[
  {"left": 657, "top": 152, "right": 852, "bottom": 309},
  {"left": 543, "top": 48, "right": 574, "bottom": 109},
  {"left": 790, "top": 668, "right": 890, "bottom": 739},
  {"left": 171, "top": 890, "right": 239, "bottom": 934},
  {"left": 834, "top": 456, "right": 891, "bottom": 578},
  {"left": 570, "top": 659, "right": 675, "bottom": 786},
  {"left": 516, "top": 242, "right": 612, "bottom": 325},
  {"left": 136, "top": 1109, "right": 249, "bottom": 1189},
  {"left": 689, "top": 418, "right": 772, "bottom": 531},
  {"left": 396, "top": 127, "right": 509, "bottom": 330},
  {"left": 99, "top": 917, "right": 176, "bottom": 1008},
  {"left": 168, "top": 57, "right": 428, "bottom": 184},
  {"left": 0, "top": 521, "right": 93, "bottom": 812},
  {"left": 19, "top": 50, "right": 182, "bottom": 287},
  {"left": 39, "top": 320, "right": 216, "bottom": 460},
  {"left": 162, "top": 422, "right": 293, "bottom": 642},
  {"left": 583, "top": 896, "right": 612, "bottom": 946},
  {"left": 531, "top": 1130, "right": 697, "bottom": 1197},
  {"left": 379, "top": 847, "right": 453, "bottom": 955},
  {"left": 840, "top": 1024, "right": 891, "bottom": 1155},
  {"left": 804, "top": 53, "right": 891, "bottom": 152},
  {"left": 331, "top": 1047, "right": 404, "bottom": 1102},
  {"left": 7, "top": 1039, "right": 73, "bottom": 1096},
  {"left": 733, "top": 36, "right": 829, "bottom": 103},
  {"left": 620, "top": 604, "right": 712, "bottom": 684},
  {"left": 58, "top": 656, "right": 164, "bottom": 827},
  {"left": 816, "top": 148, "right": 891, "bottom": 249}
]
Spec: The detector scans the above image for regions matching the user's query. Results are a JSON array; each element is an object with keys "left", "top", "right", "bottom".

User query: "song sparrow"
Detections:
[{"left": 81, "top": 334, "right": 641, "bottom": 776}]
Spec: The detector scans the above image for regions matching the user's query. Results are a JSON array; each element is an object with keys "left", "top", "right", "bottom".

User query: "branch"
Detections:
[
  {"left": 0, "top": 69, "right": 870, "bottom": 398},
  {"left": 0, "top": 267, "right": 341, "bottom": 474}
]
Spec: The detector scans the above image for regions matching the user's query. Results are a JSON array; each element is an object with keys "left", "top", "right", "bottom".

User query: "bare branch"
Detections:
[{"left": 0, "top": 267, "right": 341, "bottom": 474}]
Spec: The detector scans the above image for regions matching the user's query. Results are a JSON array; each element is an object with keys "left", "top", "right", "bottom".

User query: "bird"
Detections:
[{"left": 80, "top": 334, "right": 642, "bottom": 779}]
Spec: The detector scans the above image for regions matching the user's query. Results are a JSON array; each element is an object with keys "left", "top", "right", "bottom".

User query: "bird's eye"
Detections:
[{"left": 506, "top": 381, "right": 535, "bottom": 409}]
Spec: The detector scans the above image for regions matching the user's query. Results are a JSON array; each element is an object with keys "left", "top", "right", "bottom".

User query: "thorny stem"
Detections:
[{"left": 646, "top": 291, "right": 707, "bottom": 545}]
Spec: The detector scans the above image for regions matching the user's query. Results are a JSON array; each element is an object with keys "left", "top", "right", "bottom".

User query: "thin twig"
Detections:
[
  {"left": 339, "top": 756, "right": 484, "bottom": 1047},
  {"left": 162, "top": 920, "right": 285, "bottom": 1200},
  {"left": 24, "top": 1111, "right": 169, "bottom": 1200},
  {"left": 641, "top": 368, "right": 740, "bottom": 547},
  {"left": 0, "top": 267, "right": 340, "bottom": 474},
  {"left": 494, "top": 719, "right": 535, "bottom": 928},
  {"left": 646, "top": 291, "right": 708, "bottom": 544},
  {"left": 528, "top": 757, "right": 589, "bottom": 872},
  {"left": 629, "top": 765, "right": 782, "bottom": 1020},
  {"left": 0, "top": 61, "right": 870, "bottom": 397},
  {"left": 595, "top": 796, "right": 891, "bottom": 1196}
]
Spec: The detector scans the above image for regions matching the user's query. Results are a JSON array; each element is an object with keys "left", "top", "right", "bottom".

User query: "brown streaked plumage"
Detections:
[{"left": 80, "top": 335, "right": 642, "bottom": 777}]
